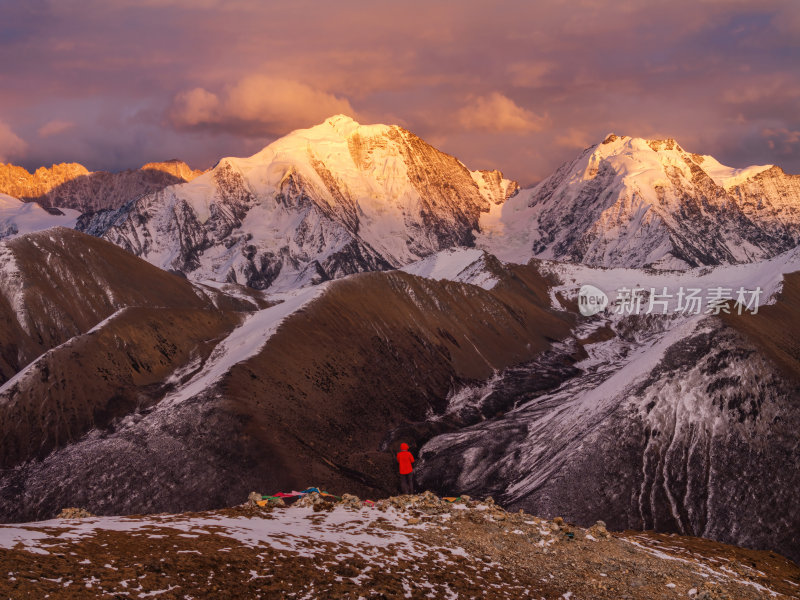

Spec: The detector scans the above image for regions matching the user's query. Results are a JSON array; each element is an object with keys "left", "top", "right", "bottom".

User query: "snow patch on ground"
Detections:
[{"left": 0, "top": 506, "right": 422, "bottom": 557}]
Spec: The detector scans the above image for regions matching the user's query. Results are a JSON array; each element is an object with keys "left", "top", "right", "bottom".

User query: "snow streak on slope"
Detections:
[
  {"left": 0, "top": 240, "right": 25, "bottom": 331},
  {"left": 477, "top": 135, "right": 798, "bottom": 269},
  {"left": 0, "top": 308, "right": 130, "bottom": 397},
  {"left": 162, "top": 283, "right": 328, "bottom": 405},
  {"left": 0, "top": 194, "right": 80, "bottom": 239}
]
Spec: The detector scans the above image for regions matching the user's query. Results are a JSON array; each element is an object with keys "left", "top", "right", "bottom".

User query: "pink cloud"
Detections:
[
  {"left": 2, "top": 1, "right": 799, "bottom": 178},
  {"left": 0, "top": 122, "right": 27, "bottom": 162},
  {"left": 507, "top": 61, "right": 555, "bottom": 87},
  {"left": 168, "top": 76, "right": 357, "bottom": 137},
  {"left": 555, "top": 128, "right": 594, "bottom": 150},
  {"left": 37, "top": 120, "right": 76, "bottom": 138},
  {"left": 763, "top": 127, "right": 800, "bottom": 153},
  {"left": 457, "top": 93, "right": 545, "bottom": 134}
]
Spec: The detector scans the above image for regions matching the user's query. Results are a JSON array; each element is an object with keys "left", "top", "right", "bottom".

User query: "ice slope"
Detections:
[
  {"left": 536, "top": 244, "right": 800, "bottom": 313},
  {"left": 477, "top": 135, "right": 798, "bottom": 269},
  {"left": 401, "top": 248, "right": 499, "bottom": 290},
  {"left": 86, "top": 115, "right": 517, "bottom": 291},
  {"left": 0, "top": 194, "right": 80, "bottom": 239},
  {"left": 697, "top": 154, "right": 772, "bottom": 189}
]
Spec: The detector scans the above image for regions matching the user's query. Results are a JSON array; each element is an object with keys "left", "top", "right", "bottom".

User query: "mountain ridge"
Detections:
[
  {"left": 0, "top": 159, "right": 204, "bottom": 213},
  {"left": 4, "top": 118, "right": 799, "bottom": 278},
  {"left": 478, "top": 132, "right": 800, "bottom": 269},
  {"left": 78, "top": 115, "right": 518, "bottom": 290}
]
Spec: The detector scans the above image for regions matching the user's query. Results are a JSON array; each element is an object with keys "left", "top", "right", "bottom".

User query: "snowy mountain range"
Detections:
[
  {"left": 0, "top": 159, "right": 202, "bottom": 212},
  {"left": 77, "top": 115, "right": 517, "bottom": 289},
  {"left": 478, "top": 134, "right": 800, "bottom": 269},
  {"left": 0, "top": 116, "right": 799, "bottom": 565},
  {"left": 4, "top": 118, "right": 799, "bottom": 282}
]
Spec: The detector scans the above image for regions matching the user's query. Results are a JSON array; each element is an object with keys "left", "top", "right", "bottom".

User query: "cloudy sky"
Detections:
[{"left": 1, "top": 0, "right": 799, "bottom": 185}]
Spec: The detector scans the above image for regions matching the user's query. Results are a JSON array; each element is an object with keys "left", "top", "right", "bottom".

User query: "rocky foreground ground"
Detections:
[{"left": 0, "top": 492, "right": 798, "bottom": 599}]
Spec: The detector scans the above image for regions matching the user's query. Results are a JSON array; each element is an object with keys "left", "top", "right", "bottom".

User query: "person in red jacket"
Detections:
[{"left": 397, "top": 442, "right": 415, "bottom": 495}]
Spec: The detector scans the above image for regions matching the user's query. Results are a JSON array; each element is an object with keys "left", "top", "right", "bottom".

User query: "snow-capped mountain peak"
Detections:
[
  {"left": 692, "top": 153, "right": 773, "bottom": 189},
  {"left": 82, "top": 116, "right": 518, "bottom": 290},
  {"left": 477, "top": 133, "right": 798, "bottom": 269}
]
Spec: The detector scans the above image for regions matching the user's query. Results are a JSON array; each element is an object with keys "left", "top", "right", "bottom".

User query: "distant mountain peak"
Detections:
[
  {"left": 477, "top": 133, "right": 796, "bottom": 269},
  {"left": 0, "top": 160, "right": 204, "bottom": 213}
]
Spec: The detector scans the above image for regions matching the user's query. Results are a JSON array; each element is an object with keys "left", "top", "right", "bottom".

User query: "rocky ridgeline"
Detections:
[
  {"left": 246, "top": 489, "right": 610, "bottom": 539},
  {"left": 236, "top": 490, "right": 798, "bottom": 599},
  {"left": 3, "top": 492, "right": 797, "bottom": 599}
]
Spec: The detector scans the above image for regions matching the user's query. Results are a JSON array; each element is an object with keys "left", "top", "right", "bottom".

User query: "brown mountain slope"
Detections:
[
  {"left": 0, "top": 160, "right": 203, "bottom": 212},
  {"left": 0, "top": 306, "right": 244, "bottom": 467},
  {"left": 721, "top": 270, "right": 800, "bottom": 381},
  {"left": 0, "top": 260, "right": 574, "bottom": 520},
  {"left": 223, "top": 267, "right": 573, "bottom": 496},
  {"left": 0, "top": 228, "right": 238, "bottom": 384}
]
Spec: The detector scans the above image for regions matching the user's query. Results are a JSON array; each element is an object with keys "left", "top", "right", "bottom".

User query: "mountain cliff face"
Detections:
[
  {"left": 80, "top": 115, "right": 518, "bottom": 290},
  {"left": 0, "top": 160, "right": 203, "bottom": 212},
  {"left": 416, "top": 254, "right": 800, "bottom": 563},
  {"left": 478, "top": 135, "right": 800, "bottom": 269},
  {"left": 5, "top": 125, "right": 798, "bottom": 277},
  {"left": 726, "top": 165, "right": 800, "bottom": 247}
]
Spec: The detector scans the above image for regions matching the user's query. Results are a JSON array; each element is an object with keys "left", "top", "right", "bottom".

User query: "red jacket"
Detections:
[{"left": 397, "top": 443, "right": 414, "bottom": 475}]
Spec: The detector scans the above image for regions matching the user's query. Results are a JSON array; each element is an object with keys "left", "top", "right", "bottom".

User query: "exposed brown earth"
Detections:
[
  {"left": 721, "top": 270, "right": 800, "bottom": 383},
  {"left": 1, "top": 494, "right": 797, "bottom": 599}
]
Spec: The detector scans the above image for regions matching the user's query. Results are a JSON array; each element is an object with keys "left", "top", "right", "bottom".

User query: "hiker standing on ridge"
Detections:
[{"left": 397, "top": 443, "right": 415, "bottom": 495}]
